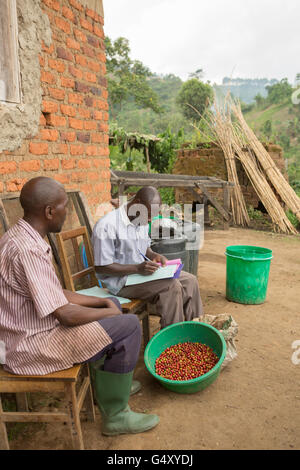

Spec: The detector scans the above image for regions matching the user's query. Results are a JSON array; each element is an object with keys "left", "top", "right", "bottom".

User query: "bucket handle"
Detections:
[{"left": 226, "top": 253, "right": 273, "bottom": 262}]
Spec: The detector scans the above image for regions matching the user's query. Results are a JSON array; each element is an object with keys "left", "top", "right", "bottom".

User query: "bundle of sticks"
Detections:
[{"left": 204, "top": 97, "right": 298, "bottom": 234}]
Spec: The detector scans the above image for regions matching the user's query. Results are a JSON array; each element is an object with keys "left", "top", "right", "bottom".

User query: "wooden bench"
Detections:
[{"left": 0, "top": 364, "right": 94, "bottom": 450}]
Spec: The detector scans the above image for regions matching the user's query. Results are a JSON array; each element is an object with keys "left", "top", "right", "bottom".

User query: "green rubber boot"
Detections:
[{"left": 90, "top": 366, "right": 159, "bottom": 436}]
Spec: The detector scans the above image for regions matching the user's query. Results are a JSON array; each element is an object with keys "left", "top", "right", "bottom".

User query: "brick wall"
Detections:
[
  {"left": 0, "top": 0, "right": 110, "bottom": 219},
  {"left": 174, "top": 143, "right": 288, "bottom": 209}
]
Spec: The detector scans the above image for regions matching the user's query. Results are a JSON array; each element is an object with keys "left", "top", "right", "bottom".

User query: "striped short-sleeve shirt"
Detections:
[{"left": 0, "top": 219, "right": 112, "bottom": 375}]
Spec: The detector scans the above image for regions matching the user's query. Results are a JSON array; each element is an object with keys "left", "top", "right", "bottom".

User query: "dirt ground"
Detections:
[{"left": 7, "top": 227, "right": 300, "bottom": 450}]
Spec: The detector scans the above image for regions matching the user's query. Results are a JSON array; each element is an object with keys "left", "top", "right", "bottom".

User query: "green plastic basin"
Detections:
[
  {"left": 144, "top": 322, "right": 226, "bottom": 394},
  {"left": 226, "top": 245, "right": 273, "bottom": 305}
]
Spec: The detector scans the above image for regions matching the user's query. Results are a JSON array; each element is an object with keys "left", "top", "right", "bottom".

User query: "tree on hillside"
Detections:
[
  {"left": 176, "top": 79, "right": 214, "bottom": 121},
  {"left": 266, "top": 78, "right": 293, "bottom": 104},
  {"left": 105, "top": 36, "right": 161, "bottom": 118}
]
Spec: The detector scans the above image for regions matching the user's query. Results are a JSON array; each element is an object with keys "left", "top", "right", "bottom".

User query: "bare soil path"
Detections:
[{"left": 9, "top": 228, "right": 300, "bottom": 450}]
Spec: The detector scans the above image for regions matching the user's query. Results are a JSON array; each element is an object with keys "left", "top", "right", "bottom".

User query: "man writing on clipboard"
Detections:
[{"left": 92, "top": 187, "right": 203, "bottom": 329}]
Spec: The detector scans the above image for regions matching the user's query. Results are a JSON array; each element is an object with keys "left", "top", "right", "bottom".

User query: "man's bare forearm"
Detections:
[
  {"left": 54, "top": 302, "right": 122, "bottom": 327},
  {"left": 95, "top": 263, "right": 139, "bottom": 276},
  {"left": 63, "top": 289, "right": 111, "bottom": 308}
]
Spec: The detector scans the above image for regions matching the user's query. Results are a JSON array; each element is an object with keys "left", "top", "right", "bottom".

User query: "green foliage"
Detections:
[
  {"left": 150, "top": 127, "right": 185, "bottom": 173},
  {"left": 248, "top": 206, "right": 264, "bottom": 221},
  {"left": 262, "top": 120, "right": 272, "bottom": 140},
  {"left": 158, "top": 188, "right": 175, "bottom": 205},
  {"left": 266, "top": 79, "right": 293, "bottom": 104},
  {"left": 176, "top": 79, "right": 214, "bottom": 121},
  {"left": 286, "top": 210, "right": 300, "bottom": 230},
  {"left": 105, "top": 36, "right": 161, "bottom": 118}
]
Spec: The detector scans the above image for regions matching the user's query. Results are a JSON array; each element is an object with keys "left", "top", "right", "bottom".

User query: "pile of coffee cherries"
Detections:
[{"left": 155, "top": 342, "right": 219, "bottom": 381}]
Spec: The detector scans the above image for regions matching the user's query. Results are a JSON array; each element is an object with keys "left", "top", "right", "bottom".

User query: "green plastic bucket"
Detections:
[
  {"left": 144, "top": 322, "right": 226, "bottom": 394},
  {"left": 226, "top": 245, "right": 273, "bottom": 305}
]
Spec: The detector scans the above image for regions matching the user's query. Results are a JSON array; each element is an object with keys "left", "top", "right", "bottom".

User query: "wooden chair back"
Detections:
[{"left": 56, "top": 226, "right": 98, "bottom": 292}]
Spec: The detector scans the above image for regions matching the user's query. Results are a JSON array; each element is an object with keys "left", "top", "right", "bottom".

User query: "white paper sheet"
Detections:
[{"left": 125, "top": 264, "right": 178, "bottom": 287}]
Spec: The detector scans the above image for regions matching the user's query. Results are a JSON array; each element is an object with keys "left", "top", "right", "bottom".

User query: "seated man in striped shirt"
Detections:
[{"left": 0, "top": 176, "right": 158, "bottom": 436}]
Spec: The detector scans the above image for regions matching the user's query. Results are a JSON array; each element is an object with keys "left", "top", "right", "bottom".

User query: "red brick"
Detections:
[
  {"left": 41, "top": 129, "right": 59, "bottom": 141},
  {"left": 45, "top": 114, "right": 67, "bottom": 127},
  {"left": 87, "top": 60, "right": 100, "bottom": 72},
  {"left": 84, "top": 121, "right": 97, "bottom": 131},
  {"left": 69, "top": 65, "right": 83, "bottom": 79},
  {"left": 88, "top": 171, "right": 99, "bottom": 181},
  {"left": 6, "top": 178, "right": 27, "bottom": 192},
  {"left": 68, "top": 93, "right": 83, "bottom": 105},
  {"left": 94, "top": 99, "right": 105, "bottom": 109},
  {"left": 41, "top": 70, "right": 56, "bottom": 84},
  {"left": 77, "top": 159, "right": 92, "bottom": 169},
  {"left": 62, "top": 159, "right": 76, "bottom": 170},
  {"left": 94, "top": 24, "right": 104, "bottom": 38},
  {"left": 75, "top": 82, "right": 90, "bottom": 93},
  {"left": 53, "top": 144, "right": 68, "bottom": 154},
  {"left": 61, "top": 104, "right": 77, "bottom": 117},
  {"left": 84, "top": 96, "right": 93, "bottom": 107},
  {"left": 81, "top": 44, "right": 95, "bottom": 58},
  {"left": 94, "top": 182, "right": 105, "bottom": 192},
  {"left": 86, "top": 145, "right": 98, "bottom": 156},
  {"left": 68, "top": 0, "right": 84, "bottom": 11},
  {"left": 62, "top": 6, "right": 75, "bottom": 22},
  {"left": 70, "top": 144, "right": 84, "bottom": 156},
  {"left": 90, "top": 86, "right": 102, "bottom": 97},
  {"left": 91, "top": 133, "right": 103, "bottom": 143},
  {"left": 0, "top": 182, "right": 3, "bottom": 192},
  {"left": 87, "top": 35, "right": 99, "bottom": 48},
  {"left": 75, "top": 54, "right": 88, "bottom": 67},
  {"left": 54, "top": 174, "right": 70, "bottom": 184},
  {"left": 44, "top": 158, "right": 59, "bottom": 170},
  {"left": 69, "top": 117, "right": 84, "bottom": 129},
  {"left": 20, "top": 160, "right": 41, "bottom": 172},
  {"left": 84, "top": 71, "right": 96, "bottom": 83},
  {"left": 57, "top": 47, "right": 73, "bottom": 62},
  {"left": 80, "top": 18, "right": 93, "bottom": 33},
  {"left": 67, "top": 37, "right": 80, "bottom": 50},
  {"left": 29, "top": 142, "right": 49, "bottom": 155},
  {"left": 61, "top": 77, "right": 75, "bottom": 88},
  {"left": 49, "top": 87, "right": 65, "bottom": 100},
  {"left": 61, "top": 131, "right": 76, "bottom": 142},
  {"left": 43, "top": 0, "right": 60, "bottom": 11},
  {"left": 98, "top": 122, "right": 109, "bottom": 133},
  {"left": 48, "top": 58, "right": 65, "bottom": 73},
  {"left": 77, "top": 132, "right": 90, "bottom": 143},
  {"left": 93, "top": 110, "right": 102, "bottom": 120},
  {"left": 42, "top": 98, "right": 58, "bottom": 114},
  {"left": 103, "top": 112, "right": 109, "bottom": 122},
  {"left": 55, "top": 17, "right": 71, "bottom": 34},
  {"left": 96, "top": 52, "right": 106, "bottom": 63},
  {"left": 0, "top": 161, "right": 17, "bottom": 174},
  {"left": 40, "top": 114, "right": 47, "bottom": 126},
  {"left": 71, "top": 172, "right": 86, "bottom": 182},
  {"left": 78, "top": 108, "right": 90, "bottom": 119},
  {"left": 74, "top": 29, "right": 87, "bottom": 43},
  {"left": 93, "top": 158, "right": 105, "bottom": 168}
]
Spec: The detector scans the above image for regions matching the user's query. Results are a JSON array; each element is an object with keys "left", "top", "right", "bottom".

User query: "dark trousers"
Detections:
[{"left": 86, "top": 298, "right": 142, "bottom": 373}]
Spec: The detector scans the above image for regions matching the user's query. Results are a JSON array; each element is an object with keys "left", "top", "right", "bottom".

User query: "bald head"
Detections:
[
  {"left": 20, "top": 177, "right": 66, "bottom": 215},
  {"left": 133, "top": 186, "right": 161, "bottom": 206},
  {"left": 20, "top": 177, "right": 68, "bottom": 234}
]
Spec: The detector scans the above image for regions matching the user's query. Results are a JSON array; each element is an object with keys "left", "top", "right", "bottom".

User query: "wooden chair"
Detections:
[
  {"left": 55, "top": 226, "right": 150, "bottom": 346},
  {"left": 0, "top": 363, "right": 95, "bottom": 450}
]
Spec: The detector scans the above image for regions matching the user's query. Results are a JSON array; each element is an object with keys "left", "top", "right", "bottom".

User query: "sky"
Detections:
[{"left": 103, "top": 0, "right": 300, "bottom": 85}]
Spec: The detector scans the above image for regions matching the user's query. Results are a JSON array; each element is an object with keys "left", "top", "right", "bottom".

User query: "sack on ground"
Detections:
[{"left": 193, "top": 314, "right": 238, "bottom": 369}]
